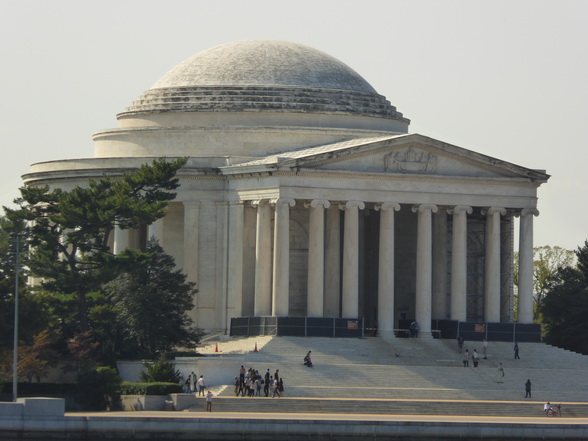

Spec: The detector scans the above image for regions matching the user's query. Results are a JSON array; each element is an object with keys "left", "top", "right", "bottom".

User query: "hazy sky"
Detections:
[{"left": 1, "top": 0, "right": 587, "bottom": 250}]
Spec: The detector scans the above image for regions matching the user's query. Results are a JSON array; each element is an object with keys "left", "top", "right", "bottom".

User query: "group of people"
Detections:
[
  {"left": 183, "top": 372, "right": 214, "bottom": 411},
  {"left": 183, "top": 372, "right": 207, "bottom": 396},
  {"left": 234, "top": 365, "right": 285, "bottom": 398}
]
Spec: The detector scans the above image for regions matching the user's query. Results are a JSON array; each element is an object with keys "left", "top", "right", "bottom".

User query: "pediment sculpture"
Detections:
[{"left": 384, "top": 146, "right": 438, "bottom": 173}]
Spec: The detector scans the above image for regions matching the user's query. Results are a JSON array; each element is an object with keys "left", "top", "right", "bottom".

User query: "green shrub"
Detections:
[
  {"left": 120, "top": 382, "right": 182, "bottom": 395},
  {"left": 15, "top": 382, "right": 78, "bottom": 395},
  {"left": 139, "top": 359, "right": 181, "bottom": 383},
  {"left": 76, "top": 367, "right": 122, "bottom": 411}
]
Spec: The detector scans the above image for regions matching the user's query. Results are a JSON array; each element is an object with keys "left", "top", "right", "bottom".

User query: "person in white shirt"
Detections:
[{"left": 197, "top": 375, "right": 206, "bottom": 396}]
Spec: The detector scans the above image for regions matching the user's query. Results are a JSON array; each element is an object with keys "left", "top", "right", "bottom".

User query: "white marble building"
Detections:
[{"left": 23, "top": 40, "right": 548, "bottom": 338}]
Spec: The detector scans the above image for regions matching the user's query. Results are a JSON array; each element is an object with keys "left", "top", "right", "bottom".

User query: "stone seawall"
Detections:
[{"left": 2, "top": 398, "right": 588, "bottom": 440}]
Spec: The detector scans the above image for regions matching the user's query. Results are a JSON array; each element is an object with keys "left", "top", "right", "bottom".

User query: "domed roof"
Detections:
[
  {"left": 121, "top": 40, "right": 406, "bottom": 121},
  {"left": 151, "top": 40, "right": 377, "bottom": 93}
]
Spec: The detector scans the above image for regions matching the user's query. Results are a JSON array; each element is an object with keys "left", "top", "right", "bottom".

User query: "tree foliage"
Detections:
[
  {"left": 541, "top": 240, "right": 588, "bottom": 355},
  {"left": 18, "top": 329, "right": 60, "bottom": 382},
  {"left": 514, "top": 245, "right": 575, "bottom": 321},
  {"left": 102, "top": 239, "right": 204, "bottom": 357},
  {"left": 139, "top": 358, "right": 181, "bottom": 384},
  {"left": 5, "top": 158, "right": 187, "bottom": 332},
  {"left": 0, "top": 217, "right": 52, "bottom": 352}
]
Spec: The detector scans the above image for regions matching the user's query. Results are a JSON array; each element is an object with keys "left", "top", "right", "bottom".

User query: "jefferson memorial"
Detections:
[{"left": 23, "top": 40, "right": 549, "bottom": 340}]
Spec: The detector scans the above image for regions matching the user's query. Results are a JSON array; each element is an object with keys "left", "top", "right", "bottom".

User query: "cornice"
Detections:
[{"left": 232, "top": 169, "right": 541, "bottom": 188}]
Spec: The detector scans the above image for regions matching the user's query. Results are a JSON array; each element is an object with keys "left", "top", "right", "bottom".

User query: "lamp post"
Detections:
[{"left": 12, "top": 232, "right": 21, "bottom": 402}]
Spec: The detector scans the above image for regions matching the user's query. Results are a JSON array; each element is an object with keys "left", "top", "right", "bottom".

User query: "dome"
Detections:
[
  {"left": 152, "top": 40, "right": 377, "bottom": 92},
  {"left": 120, "top": 40, "right": 406, "bottom": 121}
]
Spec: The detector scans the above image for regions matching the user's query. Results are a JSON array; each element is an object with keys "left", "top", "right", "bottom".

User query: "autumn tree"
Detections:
[{"left": 18, "top": 329, "right": 60, "bottom": 382}]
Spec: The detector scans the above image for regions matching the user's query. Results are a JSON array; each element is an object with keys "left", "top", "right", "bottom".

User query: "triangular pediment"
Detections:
[{"left": 235, "top": 134, "right": 549, "bottom": 181}]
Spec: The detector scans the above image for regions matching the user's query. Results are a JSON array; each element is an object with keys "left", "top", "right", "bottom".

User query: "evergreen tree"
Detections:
[
  {"left": 102, "top": 238, "right": 203, "bottom": 357},
  {"left": 5, "top": 158, "right": 187, "bottom": 333}
]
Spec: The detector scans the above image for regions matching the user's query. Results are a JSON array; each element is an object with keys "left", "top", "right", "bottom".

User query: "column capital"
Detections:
[
  {"left": 411, "top": 204, "right": 438, "bottom": 214},
  {"left": 375, "top": 202, "right": 401, "bottom": 212},
  {"left": 304, "top": 199, "right": 331, "bottom": 209},
  {"left": 339, "top": 200, "right": 365, "bottom": 211},
  {"left": 517, "top": 208, "right": 540, "bottom": 217},
  {"left": 251, "top": 199, "right": 270, "bottom": 208},
  {"left": 447, "top": 205, "right": 472, "bottom": 215},
  {"left": 481, "top": 207, "right": 506, "bottom": 216},
  {"left": 270, "top": 197, "right": 296, "bottom": 207}
]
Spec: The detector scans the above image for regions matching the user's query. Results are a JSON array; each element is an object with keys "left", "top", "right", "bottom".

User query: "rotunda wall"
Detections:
[
  {"left": 93, "top": 125, "right": 404, "bottom": 159},
  {"left": 116, "top": 111, "right": 409, "bottom": 132}
]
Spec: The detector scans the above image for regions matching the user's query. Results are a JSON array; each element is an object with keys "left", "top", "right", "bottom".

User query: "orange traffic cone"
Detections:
[
  {"left": 215, "top": 343, "right": 219, "bottom": 353},
  {"left": 253, "top": 342, "right": 258, "bottom": 352}
]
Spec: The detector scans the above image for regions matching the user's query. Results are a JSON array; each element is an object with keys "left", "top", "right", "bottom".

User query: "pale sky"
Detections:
[{"left": 1, "top": 0, "right": 587, "bottom": 250}]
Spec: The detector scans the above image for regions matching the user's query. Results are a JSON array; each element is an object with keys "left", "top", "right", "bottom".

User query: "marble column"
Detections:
[
  {"left": 306, "top": 199, "right": 330, "bottom": 317},
  {"left": 483, "top": 207, "right": 506, "bottom": 322},
  {"left": 227, "top": 201, "right": 245, "bottom": 320},
  {"left": 449, "top": 206, "right": 472, "bottom": 321},
  {"left": 252, "top": 200, "right": 272, "bottom": 316},
  {"left": 412, "top": 204, "right": 438, "bottom": 337},
  {"left": 113, "top": 226, "right": 129, "bottom": 255},
  {"left": 375, "top": 202, "right": 400, "bottom": 338},
  {"left": 183, "top": 202, "right": 200, "bottom": 287},
  {"left": 518, "top": 208, "right": 539, "bottom": 324},
  {"left": 324, "top": 205, "right": 341, "bottom": 317},
  {"left": 271, "top": 198, "right": 296, "bottom": 317},
  {"left": 340, "top": 201, "right": 365, "bottom": 318}
]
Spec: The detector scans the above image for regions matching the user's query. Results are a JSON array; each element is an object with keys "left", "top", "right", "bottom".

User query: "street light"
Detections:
[{"left": 11, "top": 231, "right": 22, "bottom": 403}]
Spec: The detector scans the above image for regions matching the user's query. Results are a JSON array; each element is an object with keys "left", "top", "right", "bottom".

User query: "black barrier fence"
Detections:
[
  {"left": 230, "top": 317, "right": 365, "bottom": 338},
  {"left": 231, "top": 317, "right": 540, "bottom": 342},
  {"left": 388, "top": 319, "right": 541, "bottom": 342},
  {"left": 435, "top": 320, "right": 541, "bottom": 343}
]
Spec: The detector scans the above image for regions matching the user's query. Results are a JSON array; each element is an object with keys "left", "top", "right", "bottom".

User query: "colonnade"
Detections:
[{"left": 111, "top": 199, "right": 539, "bottom": 337}]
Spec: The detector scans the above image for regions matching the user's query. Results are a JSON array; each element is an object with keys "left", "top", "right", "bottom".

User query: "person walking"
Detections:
[
  {"left": 472, "top": 349, "right": 479, "bottom": 367},
  {"left": 184, "top": 375, "right": 192, "bottom": 393},
  {"left": 514, "top": 342, "right": 520, "bottom": 359},
  {"left": 463, "top": 349, "right": 470, "bottom": 367},
  {"left": 457, "top": 335, "right": 464, "bottom": 353},
  {"left": 197, "top": 375, "right": 206, "bottom": 396},
  {"left": 497, "top": 363, "right": 505, "bottom": 383},
  {"left": 272, "top": 377, "right": 280, "bottom": 398},
  {"left": 278, "top": 378, "right": 285, "bottom": 397},
  {"left": 233, "top": 377, "right": 240, "bottom": 396},
  {"left": 205, "top": 390, "right": 213, "bottom": 412},
  {"left": 190, "top": 371, "right": 196, "bottom": 392},
  {"left": 525, "top": 379, "right": 532, "bottom": 398},
  {"left": 264, "top": 369, "right": 270, "bottom": 396}
]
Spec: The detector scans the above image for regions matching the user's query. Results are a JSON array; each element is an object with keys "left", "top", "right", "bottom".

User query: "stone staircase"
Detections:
[{"left": 187, "top": 335, "right": 588, "bottom": 416}]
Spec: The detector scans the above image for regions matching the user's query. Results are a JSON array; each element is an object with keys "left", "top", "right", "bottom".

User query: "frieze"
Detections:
[{"left": 384, "top": 146, "right": 438, "bottom": 173}]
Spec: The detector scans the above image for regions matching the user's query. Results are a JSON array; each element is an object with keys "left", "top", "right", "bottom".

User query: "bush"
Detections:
[
  {"left": 76, "top": 366, "right": 122, "bottom": 411},
  {"left": 139, "top": 359, "right": 181, "bottom": 383},
  {"left": 120, "top": 382, "right": 182, "bottom": 395},
  {"left": 14, "top": 382, "right": 78, "bottom": 395}
]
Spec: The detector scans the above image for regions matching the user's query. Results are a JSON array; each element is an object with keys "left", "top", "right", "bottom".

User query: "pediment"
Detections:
[{"left": 270, "top": 134, "right": 549, "bottom": 181}]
